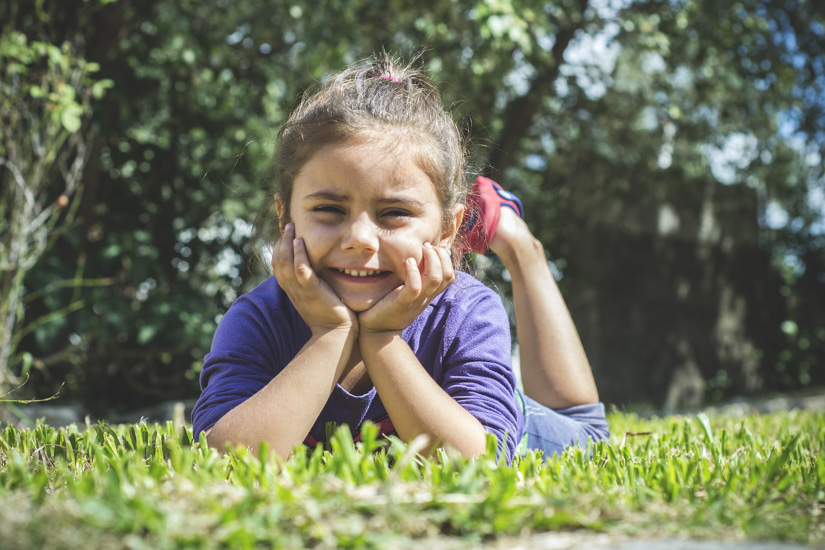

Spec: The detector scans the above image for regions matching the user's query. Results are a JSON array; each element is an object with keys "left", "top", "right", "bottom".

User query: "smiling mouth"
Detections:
[{"left": 336, "top": 268, "right": 388, "bottom": 277}]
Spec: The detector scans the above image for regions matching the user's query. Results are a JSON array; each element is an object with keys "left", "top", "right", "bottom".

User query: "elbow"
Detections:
[
  {"left": 444, "top": 436, "right": 487, "bottom": 460},
  {"left": 403, "top": 428, "right": 487, "bottom": 460},
  {"left": 443, "top": 424, "right": 489, "bottom": 460},
  {"left": 204, "top": 424, "right": 295, "bottom": 461},
  {"left": 202, "top": 426, "right": 229, "bottom": 453}
]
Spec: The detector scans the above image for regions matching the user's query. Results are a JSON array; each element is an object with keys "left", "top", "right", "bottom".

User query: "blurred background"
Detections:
[{"left": 1, "top": 0, "right": 823, "bottom": 419}]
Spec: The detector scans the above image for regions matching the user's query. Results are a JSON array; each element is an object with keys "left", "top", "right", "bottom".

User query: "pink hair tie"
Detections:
[{"left": 380, "top": 74, "right": 401, "bottom": 83}]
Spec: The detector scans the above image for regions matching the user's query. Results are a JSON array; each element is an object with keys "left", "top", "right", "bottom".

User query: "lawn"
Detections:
[{"left": 0, "top": 409, "right": 822, "bottom": 549}]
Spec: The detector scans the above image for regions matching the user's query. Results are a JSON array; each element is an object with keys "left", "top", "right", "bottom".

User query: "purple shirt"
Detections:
[{"left": 192, "top": 271, "right": 524, "bottom": 461}]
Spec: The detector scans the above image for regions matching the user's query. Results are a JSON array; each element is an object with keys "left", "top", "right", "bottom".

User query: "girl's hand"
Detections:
[
  {"left": 272, "top": 223, "right": 357, "bottom": 335},
  {"left": 358, "top": 242, "right": 454, "bottom": 334}
]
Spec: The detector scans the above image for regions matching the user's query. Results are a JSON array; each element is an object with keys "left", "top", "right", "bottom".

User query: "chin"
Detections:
[{"left": 343, "top": 299, "right": 377, "bottom": 313}]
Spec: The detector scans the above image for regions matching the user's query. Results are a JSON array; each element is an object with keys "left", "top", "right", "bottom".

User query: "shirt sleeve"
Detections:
[
  {"left": 439, "top": 285, "right": 521, "bottom": 462},
  {"left": 190, "top": 280, "right": 308, "bottom": 440}
]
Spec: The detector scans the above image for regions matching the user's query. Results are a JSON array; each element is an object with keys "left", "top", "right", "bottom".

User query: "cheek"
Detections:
[
  {"left": 383, "top": 229, "right": 441, "bottom": 263},
  {"left": 300, "top": 241, "right": 321, "bottom": 269},
  {"left": 292, "top": 222, "right": 327, "bottom": 268}
]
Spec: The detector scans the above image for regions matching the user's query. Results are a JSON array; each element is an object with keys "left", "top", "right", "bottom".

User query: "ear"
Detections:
[
  {"left": 439, "top": 203, "right": 465, "bottom": 249},
  {"left": 274, "top": 195, "right": 287, "bottom": 232}
]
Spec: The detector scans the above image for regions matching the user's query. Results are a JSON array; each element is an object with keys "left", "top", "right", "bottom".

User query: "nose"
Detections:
[{"left": 341, "top": 213, "right": 379, "bottom": 253}]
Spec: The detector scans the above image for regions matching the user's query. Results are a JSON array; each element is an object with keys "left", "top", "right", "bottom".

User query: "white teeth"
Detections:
[{"left": 339, "top": 268, "right": 380, "bottom": 277}]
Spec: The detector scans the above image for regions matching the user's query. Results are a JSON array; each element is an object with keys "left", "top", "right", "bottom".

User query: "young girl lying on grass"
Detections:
[{"left": 192, "top": 56, "right": 609, "bottom": 462}]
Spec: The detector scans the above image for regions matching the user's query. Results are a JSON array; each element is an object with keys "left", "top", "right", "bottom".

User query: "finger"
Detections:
[
  {"left": 420, "top": 242, "right": 443, "bottom": 291},
  {"left": 435, "top": 246, "right": 455, "bottom": 288},
  {"left": 273, "top": 224, "right": 296, "bottom": 278},
  {"left": 271, "top": 225, "right": 285, "bottom": 269},
  {"left": 398, "top": 257, "right": 422, "bottom": 303},
  {"left": 292, "top": 237, "right": 315, "bottom": 284},
  {"left": 270, "top": 238, "right": 281, "bottom": 273}
]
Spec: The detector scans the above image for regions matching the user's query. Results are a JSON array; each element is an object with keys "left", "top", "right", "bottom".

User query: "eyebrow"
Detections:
[
  {"left": 303, "top": 191, "right": 428, "bottom": 209},
  {"left": 304, "top": 191, "right": 349, "bottom": 202},
  {"left": 377, "top": 196, "right": 428, "bottom": 208}
]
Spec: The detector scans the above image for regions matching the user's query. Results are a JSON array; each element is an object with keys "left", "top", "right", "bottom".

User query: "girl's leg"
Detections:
[
  {"left": 521, "top": 395, "right": 609, "bottom": 458},
  {"left": 489, "top": 207, "right": 600, "bottom": 409},
  {"left": 463, "top": 176, "right": 606, "bottom": 455}
]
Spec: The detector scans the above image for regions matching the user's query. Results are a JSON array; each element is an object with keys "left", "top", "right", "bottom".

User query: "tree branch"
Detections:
[{"left": 486, "top": 0, "right": 590, "bottom": 175}]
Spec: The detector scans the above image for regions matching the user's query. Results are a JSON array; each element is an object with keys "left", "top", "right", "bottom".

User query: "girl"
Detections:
[{"left": 192, "top": 57, "right": 608, "bottom": 462}]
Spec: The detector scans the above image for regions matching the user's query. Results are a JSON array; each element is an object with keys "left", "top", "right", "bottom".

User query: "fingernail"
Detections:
[
  {"left": 424, "top": 242, "right": 432, "bottom": 248},
  {"left": 286, "top": 223, "right": 294, "bottom": 232}
]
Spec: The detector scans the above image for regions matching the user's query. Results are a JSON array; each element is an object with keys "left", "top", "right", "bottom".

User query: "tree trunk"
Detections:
[{"left": 486, "top": 0, "right": 590, "bottom": 175}]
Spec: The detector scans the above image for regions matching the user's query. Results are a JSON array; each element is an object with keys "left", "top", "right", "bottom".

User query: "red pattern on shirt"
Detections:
[{"left": 302, "top": 415, "right": 397, "bottom": 447}]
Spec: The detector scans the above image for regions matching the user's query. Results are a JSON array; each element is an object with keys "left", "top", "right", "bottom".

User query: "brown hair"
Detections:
[{"left": 251, "top": 54, "right": 468, "bottom": 269}]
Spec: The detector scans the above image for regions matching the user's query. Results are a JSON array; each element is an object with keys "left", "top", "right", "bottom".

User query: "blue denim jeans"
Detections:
[{"left": 517, "top": 390, "right": 610, "bottom": 458}]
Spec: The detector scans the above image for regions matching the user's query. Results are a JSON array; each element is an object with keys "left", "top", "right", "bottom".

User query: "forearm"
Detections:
[
  {"left": 359, "top": 331, "right": 487, "bottom": 458},
  {"left": 207, "top": 327, "right": 356, "bottom": 458}
]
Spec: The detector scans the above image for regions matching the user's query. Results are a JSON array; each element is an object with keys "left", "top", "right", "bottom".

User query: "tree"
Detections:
[
  {"left": 0, "top": 22, "right": 112, "bottom": 395},
  {"left": 4, "top": 0, "right": 823, "bottom": 412},
  {"left": 5, "top": 0, "right": 602, "bottom": 412},
  {"left": 549, "top": 0, "right": 825, "bottom": 405}
]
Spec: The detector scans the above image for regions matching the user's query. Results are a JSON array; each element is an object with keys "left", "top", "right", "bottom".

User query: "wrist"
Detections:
[
  {"left": 358, "top": 329, "right": 402, "bottom": 349},
  {"left": 310, "top": 322, "right": 358, "bottom": 339}
]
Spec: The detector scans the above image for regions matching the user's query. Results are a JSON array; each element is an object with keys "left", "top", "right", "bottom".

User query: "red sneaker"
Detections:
[{"left": 460, "top": 176, "right": 524, "bottom": 255}]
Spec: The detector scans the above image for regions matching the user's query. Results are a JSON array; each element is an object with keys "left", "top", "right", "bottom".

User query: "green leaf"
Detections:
[
  {"left": 91, "top": 79, "right": 114, "bottom": 99},
  {"left": 137, "top": 325, "right": 158, "bottom": 344},
  {"left": 60, "top": 103, "right": 83, "bottom": 133}
]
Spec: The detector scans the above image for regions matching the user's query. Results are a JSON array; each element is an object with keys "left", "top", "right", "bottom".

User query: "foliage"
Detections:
[
  {"left": 0, "top": 22, "right": 113, "bottom": 394},
  {"left": 597, "top": 0, "right": 825, "bottom": 401},
  {"left": 2, "top": 0, "right": 824, "bottom": 411},
  {"left": 3, "top": 0, "right": 607, "bottom": 411},
  {"left": 0, "top": 410, "right": 823, "bottom": 548}
]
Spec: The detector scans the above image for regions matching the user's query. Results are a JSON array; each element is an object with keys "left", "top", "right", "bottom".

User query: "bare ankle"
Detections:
[{"left": 489, "top": 210, "right": 543, "bottom": 266}]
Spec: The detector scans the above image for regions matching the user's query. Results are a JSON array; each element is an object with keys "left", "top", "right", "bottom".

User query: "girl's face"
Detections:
[{"left": 279, "top": 139, "right": 463, "bottom": 312}]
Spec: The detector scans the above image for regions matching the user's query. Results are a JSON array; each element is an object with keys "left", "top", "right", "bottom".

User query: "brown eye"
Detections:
[
  {"left": 383, "top": 209, "right": 412, "bottom": 218},
  {"left": 313, "top": 205, "right": 345, "bottom": 215}
]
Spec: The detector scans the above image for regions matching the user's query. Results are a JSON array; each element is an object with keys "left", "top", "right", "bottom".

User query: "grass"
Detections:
[{"left": 0, "top": 410, "right": 823, "bottom": 549}]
